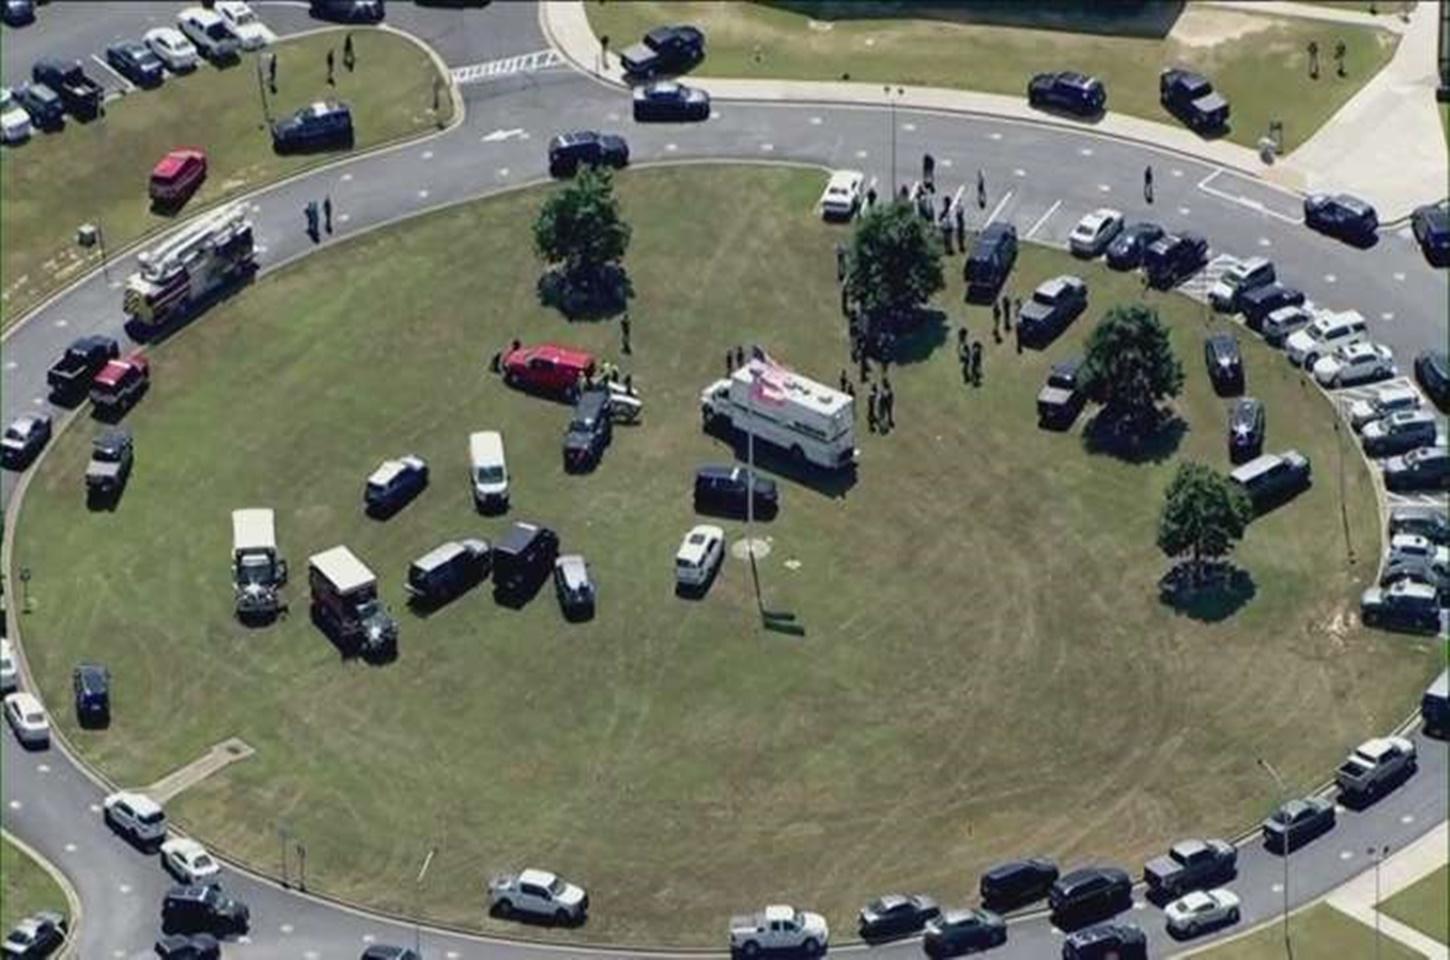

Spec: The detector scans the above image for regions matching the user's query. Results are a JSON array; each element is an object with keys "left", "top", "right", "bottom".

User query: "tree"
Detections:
[
  {"left": 1078, "top": 303, "right": 1184, "bottom": 435},
  {"left": 533, "top": 167, "right": 631, "bottom": 297},
  {"left": 1157, "top": 462, "right": 1254, "bottom": 584},
  {"left": 844, "top": 199, "right": 944, "bottom": 323}
]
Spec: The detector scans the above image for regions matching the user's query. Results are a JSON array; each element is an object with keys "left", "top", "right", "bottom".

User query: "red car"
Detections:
[
  {"left": 149, "top": 148, "right": 207, "bottom": 206},
  {"left": 502, "top": 343, "right": 596, "bottom": 397},
  {"left": 90, "top": 353, "right": 150, "bottom": 411}
]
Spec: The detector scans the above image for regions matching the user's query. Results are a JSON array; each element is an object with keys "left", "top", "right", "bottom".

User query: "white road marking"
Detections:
[
  {"left": 1381, "top": 312, "right": 1394, "bottom": 321},
  {"left": 854, "top": 149, "right": 868, "bottom": 159},
  {"left": 421, "top": 150, "right": 434, "bottom": 160},
  {"left": 940, "top": 157, "right": 953, "bottom": 168},
  {"left": 55, "top": 318, "right": 68, "bottom": 328},
  {"left": 1171, "top": 168, "right": 1183, "bottom": 177},
  {"left": 809, "top": 116, "right": 822, "bottom": 125},
  {"left": 450, "top": 48, "right": 562, "bottom": 85},
  {"left": 1178, "top": 206, "right": 1191, "bottom": 216},
  {"left": 418, "top": 189, "right": 429, "bottom": 199},
  {"left": 1258, "top": 237, "right": 1272, "bottom": 247},
  {"left": 361, "top": 934, "right": 375, "bottom": 943},
  {"left": 1324, "top": 273, "right": 1337, "bottom": 283},
  {"left": 338, "top": 213, "right": 351, "bottom": 224},
  {"left": 3, "top": 361, "right": 15, "bottom": 370},
  {"left": 1339, "top": 850, "right": 1353, "bottom": 860},
  {"left": 480, "top": 127, "right": 527, "bottom": 143},
  {"left": 340, "top": 172, "right": 353, "bottom": 183},
  {"left": 64, "top": 843, "right": 76, "bottom": 852},
  {"left": 1078, "top": 147, "right": 1093, "bottom": 156},
  {"left": 1271, "top": 882, "right": 1283, "bottom": 893},
  {"left": 36, "top": 763, "right": 49, "bottom": 773},
  {"left": 1098, "top": 183, "right": 1111, "bottom": 192},
  {"left": 305, "top": 952, "right": 320, "bottom": 960},
  {"left": 6, "top": 800, "right": 19, "bottom": 810},
  {"left": 1401, "top": 813, "right": 1415, "bottom": 824},
  {"left": 760, "top": 142, "right": 774, "bottom": 151},
  {"left": 30, "top": 397, "right": 43, "bottom": 406},
  {"left": 281, "top": 923, "right": 294, "bottom": 935},
  {"left": 988, "top": 131, "right": 1002, "bottom": 141},
  {"left": 89, "top": 803, "right": 101, "bottom": 813},
  {"left": 119, "top": 883, "right": 131, "bottom": 894},
  {"left": 902, "top": 122, "right": 916, "bottom": 132},
  {"left": 90, "top": 53, "right": 135, "bottom": 92},
  {"left": 1013, "top": 168, "right": 1025, "bottom": 177},
  {"left": 606, "top": 111, "right": 620, "bottom": 122},
  {"left": 665, "top": 143, "right": 678, "bottom": 152},
  {"left": 496, "top": 168, "right": 509, "bottom": 178},
  {"left": 711, "top": 110, "right": 723, "bottom": 120},
  {"left": 1025, "top": 199, "right": 1063, "bottom": 239},
  {"left": 1197, "top": 168, "right": 1300, "bottom": 224},
  {"left": 983, "top": 189, "right": 1014, "bottom": 225},
  {"left": 1393, "top": 271, "right": 1406, "bottom": 281}
]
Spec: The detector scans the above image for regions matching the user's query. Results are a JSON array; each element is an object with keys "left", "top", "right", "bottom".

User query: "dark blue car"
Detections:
[
  {"left": 72, "top": 662, "right": 111, "bottom": 726},
  {"left": 107, "top": 40, "right": 167, "bottom": 87},
  {"left": 1304, "top": 193, "right": 1378, "bottom": 244},
  {"left": 271, "top": 100, "right": 353, "bottom": 153},
  {"left": 1027, "top": 71, "right": 1106, "bottom": 116},
  {"left": 1412, "top": 202, "right": 1449, "bottom": 265}
]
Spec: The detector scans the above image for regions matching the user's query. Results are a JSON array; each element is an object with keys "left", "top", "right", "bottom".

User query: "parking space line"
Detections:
[
  {"left": 1025, "top": 199, "right": 1062, "bottom": 240},
  {"left": 90, "top": 54, "right": 134, "bottom": 93},
  {"left": 984, "top": 189, "right": 1013, "bottom": 225},
  {"left": 1196, "top": 167, "right": 1301, "bottom": 225}
]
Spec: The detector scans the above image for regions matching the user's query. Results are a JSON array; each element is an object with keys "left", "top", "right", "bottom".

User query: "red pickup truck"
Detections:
[
  {"left": 90, "top": 353, "right": 150, "bottom": 412},
  {"left": 502, "top": 343, "right": 596, "bottom": 398},
  {"left": 149, "top": 148, "right": 207, "bottom": 206}
]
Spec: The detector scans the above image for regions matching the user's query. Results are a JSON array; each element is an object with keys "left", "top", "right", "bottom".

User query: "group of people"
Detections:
[{"left": 838, "top": 365, "right": 895, "bottom": 434}]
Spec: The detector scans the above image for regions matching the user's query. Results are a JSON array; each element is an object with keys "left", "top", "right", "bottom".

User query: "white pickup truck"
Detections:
[
  {"left": 729, "top": 904, "right": 829, "bottom": 957},
  {"left": 487, "top": 868, "right": 588, "bottom": 923},
  {"left": 1335, "top": 736, "right": 1417, "bottom": 800}
]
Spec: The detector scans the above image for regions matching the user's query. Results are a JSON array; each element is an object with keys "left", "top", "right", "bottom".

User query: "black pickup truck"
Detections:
[
  {"left": 47, "top": 335, "right": 119, "bottom": 397},
  {"left": 32, "top": 57, "right": 104, "bottom": 120},
  {"left": 1143, "top": 839, "right": 1236, "bottom": 898},
  {"left": 1159, "top": 68, "right": 1230, "bottom": 132}
]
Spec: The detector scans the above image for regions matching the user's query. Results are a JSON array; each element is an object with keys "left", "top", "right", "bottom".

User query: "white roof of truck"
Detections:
[
  {"left": 732, "top": 357, "right": 851, "bottom": 418},
  {"left": 308, "top": 545, "right": 375, "bottom": 593},
  {"left": 231, "top": 508, "right": 276, "bottom": 551}
]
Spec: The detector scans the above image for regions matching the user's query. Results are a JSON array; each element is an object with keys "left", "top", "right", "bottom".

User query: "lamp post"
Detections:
[
  {"left": 1257, "top": 757, "right": 1293, "bottom": 959},
  {"left": 18, "top": 567, "right": 31, "bottom": 614},
  {"left": 1368, "top": 844, "right": 1389, "bottom": 960},
  {"left": 415, "top": 846, "right": 436, "bottom": 955},
  {"left": 883, "top": 85, "right": 903, "bottom": 194}
]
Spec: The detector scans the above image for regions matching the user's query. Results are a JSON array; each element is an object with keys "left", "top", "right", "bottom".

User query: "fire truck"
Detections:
[{"left": 123, "top": 202, "right": 255, "bottom": 329}]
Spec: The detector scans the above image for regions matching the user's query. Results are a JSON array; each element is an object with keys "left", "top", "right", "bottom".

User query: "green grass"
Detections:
[
  {"left": 11, "top": 166, "right": 1439, "bottom": 944},
  {"left": 0, "top": 28, "right": 450, "bottom": 328},
  {"left": 1188, "top": 904, "right": 1423, "bottom": 960},
  {"left": 587, "top": 1, "right": 1397, "bottom": 152},
  {"left": 1, "top": 838, "right": 67, "bottom": 932},
  {"left": 1381, "top": 864, "right": 1449, "bottom": 944}
]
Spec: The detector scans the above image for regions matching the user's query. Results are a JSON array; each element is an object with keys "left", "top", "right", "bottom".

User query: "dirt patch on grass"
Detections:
[{"left": 1171, "top": 6, "right": 1276, "bottom": 48}]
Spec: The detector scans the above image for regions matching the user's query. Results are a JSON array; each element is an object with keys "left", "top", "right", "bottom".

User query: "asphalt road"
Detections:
[{"left": 2, "top": 3, "right": 1447, "bottom": 958}]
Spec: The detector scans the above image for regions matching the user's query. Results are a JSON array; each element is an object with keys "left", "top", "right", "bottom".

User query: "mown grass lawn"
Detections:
[
  {"left": 0, "top": 27, "right": 450, "bottom": 327},
  {"left": 1381, "top": 864, "right": 1449, "bottom": 944},
  {"left": 1189, "top": 904, "right": 1423, "bottom": 960},
  {"left": 587, "top": 1, "right": 1397, "bottom": 153},
  {"left": 0, "top": 838, "right": 67, "bottom": 932},
  {"left": 11, "top": 166, "right": 1439, "bottom": 943}
]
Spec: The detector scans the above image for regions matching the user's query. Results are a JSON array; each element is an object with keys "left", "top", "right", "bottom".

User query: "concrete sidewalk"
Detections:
[
  {"left": 1325, "top": 819, "right": 1448, "bottom": 959},
  {"left": 541, "top": 0, "right": 1445, "bottom": 219},
  {"left": 1202, "top": 0, "right": 1412, "bottom": 31}
]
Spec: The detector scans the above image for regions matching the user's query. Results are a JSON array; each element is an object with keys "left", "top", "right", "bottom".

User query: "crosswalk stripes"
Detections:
[{"left": 451, "top": 48, "right": 564, "bottom": 86}]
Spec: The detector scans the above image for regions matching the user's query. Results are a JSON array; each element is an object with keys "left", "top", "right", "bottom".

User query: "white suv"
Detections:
[
  {"left": 1285, "top": 309, "right": 1367, "bottom": 367},
  {"left": 103, "top": 791, "right": 168, "bottom": 847},
  {"left": 4, "top": 692, "right": 48, "bottom": 748},
  {"left": 161, "top": 837, "right": 222, "bottom": 883},
  {"left": 819, "top": 170, "right": 864, "bottom": 221},
  {"left": 487, "top": 868, "right": 588, "bottom": 922},
  {"left": 0, "top": 639, "right": 18, "bottom": 694},
  {"left": 676, "top": 524, "right": 725, "bottom": 589}
]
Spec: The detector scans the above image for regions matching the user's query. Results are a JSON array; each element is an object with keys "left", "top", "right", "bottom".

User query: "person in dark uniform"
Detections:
[
  {"left": 922, "top": 153, "right": 936, "bottom": 190},
  {"left": 971, "top": 341, "right": 983, "bottom": 384},
  {"left": 835, "top": 242, "right": 847, "bottom": 282},
  {"left": 865, "top": 186, "right": 877, "bottom": 209},
  {"left": 866, "top": 383, "right": 879, "bottom": 432},
  {"left": 881, "top": 379, "right": 895, "bottom": 430},
  {"left": 977, "top": 168, "right": 986, "bottom": 209},
  {"left": 1143, "top": 164, "right": 1154, "bottom": 204},
  {"left": 620, "top": 312, "right": 632, "bottom": 354},
  {"left": 939, "top": 209, "right": 954, "bottom": 254},
  {"left": 326, "top": 48, "right": 336, "bottom": 85},
  {"left": 840, "top": 369, "right": 850, "bottom": 393},
  {"left": 955, "top": 203, "right": 966, "bottom": 251}
]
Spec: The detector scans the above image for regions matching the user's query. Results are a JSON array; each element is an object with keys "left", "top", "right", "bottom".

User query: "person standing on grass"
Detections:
[
  {"left": 865, "top": 185, "right": 877, "bottom": 209},
  {"left": 867, "top": 383, "right": 879, "bottom": 433},
  {"left": 940, "top": 209, "right": 954, "bottom": 255},
  {"left": 972, "top": 341, "right": 983, "bottom": 385},
  {"left": 882, "top": 379, "right": 895, "bottom": 430},
  {"left": 344, "top": 33, "right": 356, "bottom": 71},
  {"left": 835, "top": 241, "right": 847, "bottom": 282},
  {"left": 620, "top": 312, "right": 632, "bottom": 354},
  {"left": 1307, "top": 39, "right": 1320, "bottom": 79},
  {"left": 326, "top": 48, "right": 335, "bottom": 85},
  {"left": 323, "top": 196, "right": 333, "bottom": 234},
  {"left": 840, "top": 369, "right": 851, "bottom": 394},
  {"left": 955, "top": 202, "right": 966, "bottom": 251}
]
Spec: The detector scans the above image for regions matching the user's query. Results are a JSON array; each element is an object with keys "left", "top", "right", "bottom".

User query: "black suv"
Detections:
[
  {"left": 620, "top": 24, "right": 705, "bottom": 78},
  {"left": 1062, "top": 922, "right": 1147, "bottom": 960},
  {"left": 979, "top": 858, "right": 1059, "bottom": 908},
  {"left": 1105, "top": 222, "right": 1163, "bottom": 270},
  {"left": 1239, "top": 283, "right": 1305, "bottom": 331},
  {"left": 563, "top": 389, "right": 613, "bottom": 471},
  {"left": 1159, "top": 68, "right": 1229, "bottom": 131},
  {"left": 161, "top": 884, "right": 250, "bottom": 936},
  {"left": 13, "top": 82, "right": 63, "bottom": 129},
  {"left": 310, "top": 0, "right": 385, "bottom": 22},
  {"left": 155, "top": 933, "right": 220, "bottom": 960},
  {"left": 32, "top": 57, "right": 102, "bottom": 119},
  {"left": 1204, "top": 333, "right": 1243, "bottom": 394},
  {"left": 72, "top": 663, "right": 110, "bottom": 727},
  {"left": 1026, "top": 71, "right": 1105, "bottom": 116},
  {"left": 1048, "top": 867, "right": 1132, "bottom": 918},
  {"left": 964, "top": 223, "right": 1018, "bottom": 299},
  {"left": 1414, "top": 350, "right": 1450, "bottom": 409},
  {"left": 492, "top": 522, "right": 559, "bottom": 601},
  {"left": 547, "top": 131, "right": 629, "bottom": 177},
  {"left": 1228, "top": 397, "right": 1265, "bottom": 463},
  {"left": 694, "top": 464, "right": 778, "bottom": 518},
  {"left": 106, "top": 40, "right": 166, "bottom": 87},
  {"left": 271, "top": 101, "right": 353, "bottom": 153},
  {"left": 1411, "top": 201, "right": 1450, "bottom": 265},
  {"left": 1142, "top": 233, "right": 1208, "bottom": 289},
  {"left": 1304, "top": 193, "right": 1378, "bottom": 245}
]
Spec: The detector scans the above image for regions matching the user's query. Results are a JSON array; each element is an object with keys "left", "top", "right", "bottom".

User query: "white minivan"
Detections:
[{"left": 470, "top": 431, "right": 509, "bottom": 512}]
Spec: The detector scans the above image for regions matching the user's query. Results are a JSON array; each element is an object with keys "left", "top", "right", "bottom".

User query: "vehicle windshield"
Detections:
[
  {"left": 356, "top": 598, "right": 383, "bottom": 619},
  {"left": 206, "top": 22, "right": 230, "bottom": 40},
  {"left": 238, "top": 555, "right": 272, "bottom": 584},
  {"left": 194, "top": 853, "right": 216, "bottom": 869},
  {"left": 231, "top": 8, "right": 257, "bottom": 24},
  {"left": 139, "top": 810, "right": 165, "bottom": 825},
  {"left": 3, "top": 427, "right": 21, "bottom": 442},
  {"left": 476, "top": 466, "right": 504, "bottom": 484},
  {"left": 92, "top": 445, "right": 121, "bottom": 463},
  {"left": 23, "top": 711, "right": 43, "bottom": 724},
  {"left": 548, "top": 877, "right": 568, "bottom": 896}
]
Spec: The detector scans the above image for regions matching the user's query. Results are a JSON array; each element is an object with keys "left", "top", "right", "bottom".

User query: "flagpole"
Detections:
[{"left": 746, "top": 360, "right": 763, "bottom": 617}]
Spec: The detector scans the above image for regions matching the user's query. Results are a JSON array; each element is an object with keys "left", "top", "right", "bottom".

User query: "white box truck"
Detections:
[
  {"left": 231, "top": 508, "right": 287, "bottom": 618},
  {"left": 700, "top": 356, "right": 856, "bottom": 471}
]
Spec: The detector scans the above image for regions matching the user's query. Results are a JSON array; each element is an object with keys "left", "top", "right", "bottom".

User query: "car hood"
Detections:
[
  {"left": 800, "top": 912, "right": 829, "bottom": 936},
  {"left": 86, "top": 460, "right": 122, "bottom": 478},
  {"left": 1193, "top": 91, "right": 1229, "bottom": 113},
  {"left": 1143, "top": 854, "right": 1181, "bottom": 878},
  {"left": 620, "top": 42, "right": 655, "bottom": 65},
  {"left": 1284, "top": 329, "right": 1317, "bottom": 352},
  {"left": 557, "top": 882, "right": 587, "bottom": 906},
  {"left": 564, "top": 429, "right": 597, "bottom": 450}
]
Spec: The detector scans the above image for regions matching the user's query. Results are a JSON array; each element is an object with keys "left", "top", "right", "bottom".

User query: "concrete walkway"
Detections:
[
  {"left": 541, "top": 0, "right": 1444, "bottom": 219},
  {"left": 1202, "top": 0, "right": 1412, "bottom": 31},
  {"left": 1325, "top": 819, "right": 1449, "bottom": 959}
]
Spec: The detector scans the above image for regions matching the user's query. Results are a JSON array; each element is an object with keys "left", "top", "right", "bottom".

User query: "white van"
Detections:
[
  {"left": 470, "top": 431, "right": 509, "bottom": 511},
  {"left": 231, "top": 508, "right": 286, "bottom": 617}
]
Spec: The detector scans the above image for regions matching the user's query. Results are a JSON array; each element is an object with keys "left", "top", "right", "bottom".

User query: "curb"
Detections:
[
  {"left": 0, "top": 22, "right": 465, "bottom": 344},
  {"left": 1, "top": 829, "right": 83, "bottom": 960}
]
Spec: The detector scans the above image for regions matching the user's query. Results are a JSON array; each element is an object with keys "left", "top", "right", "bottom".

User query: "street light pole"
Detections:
[
  {"left": 884, "top": 85, "right": 903, "bottom": 195},
  {"left": 1257, "top": 757, "right": 1293, "bottom": 959}
]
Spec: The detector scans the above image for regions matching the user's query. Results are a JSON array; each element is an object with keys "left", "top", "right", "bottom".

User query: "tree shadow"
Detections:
[
  {"left": 705, "top": 420, "right": 860, "bottom": 499},
  {"left": 1081, "top": 408, "right": 1187, "bottom": 464},
  {"left": 1157, "top": 561, "right": 1257, "bottom": 623},
  {"left": 882, "top": 306, "right": 949, "bottom": 365},
  {"left": 764, "top": 0, "right": 1184, "bottom": 38},
  {"left": 537, "top": 264, "right": 633, "bottom": 322}
]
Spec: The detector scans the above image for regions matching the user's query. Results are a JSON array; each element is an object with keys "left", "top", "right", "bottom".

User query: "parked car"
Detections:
[
  {"left": 1261, "top": 795, "right": 1335, "bottom": 851},
  {"left": 1038, "top": 357, "right": 1086, "bottom": 430},
  {"left": 272, "top": 100, "right": 352, "bottom": 152},
  {"left": 729, "top": 904, "right": 827, "bottom": 957},
  {"left": 922, "top": 908, "right": 1006, "bottom": 957},
  {"left": 563, "top": 389, "right": 613, "bottom": 471},
  {"left": 86, "top": 428, "right": 134, "bottom": 499},
  {"left": 161, "top": 837, "right": 222, "bottom": 885},
  {"left": 492, "top": 522, "right": 559, "bottom": 600},
  {"left": 1304, "top": 193, "right": 1378, "bottom": 244},
  {"left": 1104, "top": 221, "right": 1163, "bottom": 270},
  {"left": 359, "top": 948, "right": 420, "bottom": 960},
  {"left": 1229, "top": 450, "right": 1310, "bottom": 512},
  {"left": 695, "top": 464, "right": 778, "bottom": 518},
  {"left": 1336, "top": 736, "right": 1417, "bottom": 801},
  {"left": 980, "top": 858, "right": 1059, "bottom": 909},
  {"left": 1260, "top": 304, "right": 1314, "bottom": 347},
  {"left": 1411, "top": 200, "right": 1450, "bottom": 265},
  {"left": 1, "top": 0, "right": 34, "bottom": 26},
  {"left": 1383, "top": 445, "right": 1450, "bottom": 491},
  {"left": 547, "top": 130, "right": 629, "bottom": 177},
  {"left": 72, "top": 662, "right": 110, "bottom": 727},
  {"left": 1208, "top": 257, "right": 1275, "bottom": 312},
  {"left": 1026, "top": 70, "right": 1105, "bottom": 115},
  {"left": 1068, "top": 208, "right": 1123, "bottom": 258},
  {"left": 1227, "top": 397, "right": 1265, "bottom": 462},
  {"left": 1349, "top": 384, "right": 1421, "bottom": 431},
  {"left": 1061, "top": 922, "right": 1146, "bottom": 960},
  {"left": 487, "top": 868, "right": 588, "bottom": 923},
  {"left": 1362, "top": 579, "right": 1442, "bottom": 632},
  {"left": 1312, "top": 341, "right": 1395, "bottom": 388},
  {"left": 963, "top": 223, "right": 1017, "bottom": 297},
  {"left": 405, "top": 539, "right": 489, "bottom": 606},
  {"left": 1362, "top": 410, "right": 1440, "bottom": 457},
  {"left": 2, "top": 413, "right": 51, "bottom": 468},
  {"left": 161, "top": 884, "right": 249, "bottom": 935},
  {"left": 103, "top": 790, "right": 167, "bottom": 847},
  {"left": 469, "top": 430, "right": 509, "bottom": 511},
  {"left": 0, "top": 86, "right": 33, "bottom": 143},
  {"left": 1285, "top": 309, "right": 1366, "bottom": 368},
  {"left": 215, "top": 1, "right": 274, "bottom": 48},
  {"left": 149, "top": 148, "right": 207, "bottom": 206},
  {"left": 1238, "top": 283, "right": 1305, "bottom": 332},
  {"left": 154, "top": 933, "right": 220, "bottom": 960},
  {"left": 1144, "top": 839, "right": 1236, "bottom": 898},
  {"left": 1388, "top": 505, "right": 1449, "bottom": 544},
  {"left": 675, "top": 524, "right": 725, "bottom": 590},
  {"left": 31, "top": 58, "right": 102, "bottom": 119},
  {"left": 819, "top": 169, "right": 864, "bottom": 221},
  {"left": 1422, "top": 669, "right": 1449, "bottom": 736},
  {"left": 1163, "top": 889, "right": 1241, "bottom": 939},
  {"left": 633, "top": 80, "right": 709, "bottom": 121},
  {"left": 2, "top": 912, "right": 67, "bottom": 960},
  {"left": 106, "top": 40, "right": 166, "bottom": 87},
  {"left": 619, "top": 24, "right": 705, "bottom": 78},
  {"left": 1415, "top": 350, "right": 1450, "bottom": 409},
  {"left": 856, "top": 894, "right": 940, "bottom": 938},
  {"left": 0, "top": 640, "right": 17, "bottom": 695},
  {"left": 309, "top": 0, "right": 385, "bottom": 22},
  {"left": 1048, "top": 867, "right": 1131, "bottom": 917},
  {"left": 178, "top": 7, "right": 241, "bottom": 63},
  {"left": 1018, "top": 274, "right": 1088, "bottom": 345},
  {"left": 12, "top": 82, "right": 62, "bottom": 129},
  {"left": 90, "top": 353, "right": 150, "bottom": 413},
  {"left": 503, "top": 342, "right": 596, "bottom": 398},
  {"left": 4, "top": 691, "right": 49, "bottom": 748},
  {"left": 1204, "top": 333, "right": 1243, "bottom": 394},
  {"left": 1159, "top": 68, "right": 1229, "bottom": 131},
  {"left": 1381, "top": 556, "right": 1449, "bottom": 601},
  {"left": 1142, "top": 232, "right": 1208, "bottom": 289},
  {"left": 553, "top": 554, "right": 597, "bottom": 620},
  {"left": 1388, "top": 533, "right": 1448, "bottom": 568},
  {"left": 363, "top": 455, "right": 428, "bottom": 515},
  {"left": 144, "top": 27, "right": 200, "bottom": 72},
  {"left": 47, "top": 334, "right": 119, "bottom": 398}
]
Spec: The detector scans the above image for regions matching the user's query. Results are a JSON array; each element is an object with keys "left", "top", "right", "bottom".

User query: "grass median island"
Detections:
[
  {"left": 1, "top": 837, "right": 67, "bottom": 932},
  {"left": 12, "top": 165, "right": 1439, "bottom": 943},
  {"left": 1190, "top": 904, "right": 1423, "bottom": 960},
  {"left": 0, "top": 28, "right": 450, "bottom": 328},
  {"left": 587, "top": 1, "right": 1397, "bottom": 153},
  {"left": 1381, "top": 864, "right": 1449, "bottom": 944}
]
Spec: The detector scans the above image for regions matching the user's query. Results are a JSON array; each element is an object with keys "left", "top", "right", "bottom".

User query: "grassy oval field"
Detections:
[{"left": 11, "top": 165, "right": 1440, "bottom": 943}]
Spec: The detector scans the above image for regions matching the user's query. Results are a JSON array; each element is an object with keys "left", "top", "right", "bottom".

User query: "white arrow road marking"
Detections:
[{"left": 481, "top": 127, "right": 527, "bottom": 143}]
